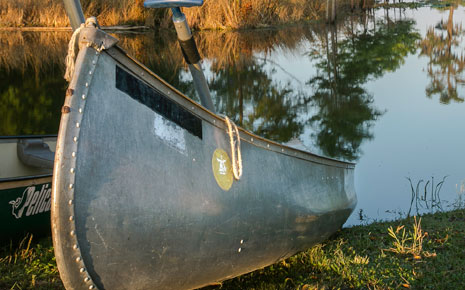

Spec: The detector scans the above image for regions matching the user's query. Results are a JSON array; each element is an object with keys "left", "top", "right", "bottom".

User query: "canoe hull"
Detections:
[{"left": 52, "top": 29, "right": 356, "bottom": 290}]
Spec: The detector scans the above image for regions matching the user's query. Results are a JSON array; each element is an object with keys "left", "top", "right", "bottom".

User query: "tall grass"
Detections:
[
  {"left": 0, "top": 0, "right": 360, "bottom": 29},
  {"left": 0, "top": 0, "right": 153, "bottom": 28},
  {"left": 0, "top": 0, "right": 67, "bottom": 27}
]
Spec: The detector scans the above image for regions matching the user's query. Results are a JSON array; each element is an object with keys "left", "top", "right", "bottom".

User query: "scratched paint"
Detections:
[{"left": 153, "top": 113, "right": 187, "bottom": 156}]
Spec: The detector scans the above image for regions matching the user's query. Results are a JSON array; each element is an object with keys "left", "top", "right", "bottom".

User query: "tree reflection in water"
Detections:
[
  {"left": 0, "top": 9, "right": 424, "bottom": 161},
  {"left": 306, "top": 13, "right": 420, "bottom": 161},
  {"left": 419, "top": 6, "right": 465, "bottom": 104}
]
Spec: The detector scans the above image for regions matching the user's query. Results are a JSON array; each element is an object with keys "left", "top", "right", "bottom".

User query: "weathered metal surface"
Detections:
[{"left": 52, "top": 27, "right": 356, "bottom": 290}]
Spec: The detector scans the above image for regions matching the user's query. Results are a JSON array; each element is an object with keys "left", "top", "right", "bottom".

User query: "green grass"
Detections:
[
  {"left": 0, "top": 235, "right": 62, "bottom": 289},
  {"left": 2, "top": 209, "right": 465, "bottom": 289}
]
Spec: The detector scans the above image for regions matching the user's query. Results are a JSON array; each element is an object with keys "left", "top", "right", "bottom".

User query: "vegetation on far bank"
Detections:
[
  {"left": 2, "top": 209, "right": 465, "bottom": 289},
  {"left": 0, "top": 0, "right": 370, "bottom": 30}
]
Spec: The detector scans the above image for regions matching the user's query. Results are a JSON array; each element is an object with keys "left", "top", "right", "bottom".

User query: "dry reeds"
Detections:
[
  {"left": 0, "top": 0, "right": 68, "bottom": 27},
  {"left": 0, "top": 0, "right": 358, "bottom": 29},
  {"left": 0, "top": 0, "right": 153, "bottom": 28},
  {"left": 180, "top": 0, "right": 328, "bottom": 30},
  {"left": 0, "top": 31, "right": 68, "bottom": 74}
]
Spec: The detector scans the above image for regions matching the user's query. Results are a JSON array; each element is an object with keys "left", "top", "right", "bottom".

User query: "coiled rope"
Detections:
[
  {"left": 64, "top": 17, "right": 99, "bottom": 82},
  {"left": 224, "top": 116, "right": 242, "bottom": 180}
]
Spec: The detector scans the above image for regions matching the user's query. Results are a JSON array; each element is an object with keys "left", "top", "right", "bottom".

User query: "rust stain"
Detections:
[
  {"left": 62, "top": 106, "right": 71, "bottom": 114},
  {"left": 66, "top": 88, "right": 74, "bottom": 97}
]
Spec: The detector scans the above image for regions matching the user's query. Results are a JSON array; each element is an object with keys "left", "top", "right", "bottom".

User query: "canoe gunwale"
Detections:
[
  {"left": 0, "top": 135, "right": 57, "bottom": 140},
  {"left": 0, "top": 174, "right": 52, "bottom": 189},
  {"left": 109, "top": 46, "right": 355, "bottom": 170}
]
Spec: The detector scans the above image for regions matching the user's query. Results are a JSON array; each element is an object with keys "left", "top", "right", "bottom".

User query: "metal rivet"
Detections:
[
  {"left": 79, "top": 108, "right": 83, "bottom": 114},
  {"left": 73, "top": 137, "right": 78, "bottom": 142},
  {"left": 73, "top": 244, "right": 79, "bottom": 250},
  {"left": 69, "top": 200, "right": 73, "bottom": 205},
  {"left": 238, "top": 248, "right": 242, "bottom": 253},
  {"left": 281, "top": 149, "right": 284, "bottom": 152},
  {"left": 70, "top": 168, "right": 75, "bottom": 173},
  {"left": 267, "top": 144, "right": 270, "bottom": 148},
  {"left": 70, "top": 230, "right": 75, "bottom": 236},
  {"left": 84, "top": 277, "right": 90, "bottom": 282},
  {"left": 76, "top": 257, "right": 82, "bottom": 262},
  {"left": 89, "top": 286, "right": 95, "bottom": 290},
  {"left": 89, "top": 71, "right": 92, "bottom": 75},
  {"left": 76, "top": 123, "right": 80, "bottom": 128},
  {"left": 69, "top": 216, "right": 74, "bottom": 221},
  {"left": 251, "top": 138, "right": 254, "bottom": 142},
  {"left": 191, "top": 106, "right": 195, "bottom": 110},
  {"left": 72, "top": 152, "right": 76, "bottom": 157},
  {"left": 240, "top": 239, "right": 244, "bottom": 244},
  {"left": 141, "top": 72, "right": 144, "bottom": 76},
  {"left": 80, "top": 267, "right": 86, "bottom": 273},
  {"left": 193, "top": 158, "right": 196, "bottom": 162},
  {"left": 82, "top": 94, "right": 86, "bottom": 100},
  {"left": 92, "top": 60, "right": 96, "bottom": 65},
  {"left": 69, "top": 184, "right": 74, "bottom": 189},
  {"left": 213, "top": 120, "right": 216, "bottom": 123},
  {"left": 85, "top": 82, "right": 89, "bottom": 87}
]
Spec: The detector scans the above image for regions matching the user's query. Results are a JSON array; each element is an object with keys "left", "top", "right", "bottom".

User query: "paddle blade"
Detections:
[{"left": 144, "top": 0, "right": 203, "bottom": 8}]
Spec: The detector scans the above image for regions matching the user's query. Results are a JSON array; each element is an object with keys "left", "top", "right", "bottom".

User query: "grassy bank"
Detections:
[
  {"left": 1, "top": 209, "right": 464, "bottom": 289},
  {"left": 0, "top": 0, "right": 366, "bottom": 30}
]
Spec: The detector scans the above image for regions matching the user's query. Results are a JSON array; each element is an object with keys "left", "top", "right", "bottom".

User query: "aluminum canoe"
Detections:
[{"left": 52, "top": 26, "right": 357, "bottom": 290}]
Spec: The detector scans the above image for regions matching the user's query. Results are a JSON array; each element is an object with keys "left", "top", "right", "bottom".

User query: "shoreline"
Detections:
[
  {"left": 0, "top": 26, "right": 150, "bottom": 32},
  {"left": 2, "top": 208, "right": 464, "bottom": 289}
]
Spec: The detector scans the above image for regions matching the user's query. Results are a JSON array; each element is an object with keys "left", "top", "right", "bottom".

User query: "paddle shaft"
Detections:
[
  {"left": 171, "top": 8, "right": 215, "bottom": 112},
  {"left": 63, "top": 0, "right": 85, "bottom": 30}
]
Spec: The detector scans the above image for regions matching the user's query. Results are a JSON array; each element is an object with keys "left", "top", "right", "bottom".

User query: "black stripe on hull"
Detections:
[{"left": 115, "top": 65, "right": 203, "bottom": 139}]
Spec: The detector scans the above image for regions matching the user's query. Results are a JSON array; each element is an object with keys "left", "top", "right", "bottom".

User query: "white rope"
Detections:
[
  {"left": 64, "top": 17, "right": 100, "bottom": 82},
  {"left": 64, "top": 23, "right": 85, "bottom": 82},
  {"left": 224, "top": 116, "right": 242, "bottom": 180}
]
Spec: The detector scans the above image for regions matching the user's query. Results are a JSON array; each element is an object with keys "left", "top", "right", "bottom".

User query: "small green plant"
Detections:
[{"left": 384, "top": 216, "right": 435, "bottom": 259}]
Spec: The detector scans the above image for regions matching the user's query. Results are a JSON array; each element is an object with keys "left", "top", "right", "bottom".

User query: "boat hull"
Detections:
[
  {"left": 0, "top": 176, "right": 52, "bottom": 243},
  {"left": 0, "top": 136, "right": 55, "bottom": 243},
  {"left": 52, "top": 29, "right": 356, "bottom": 290}
]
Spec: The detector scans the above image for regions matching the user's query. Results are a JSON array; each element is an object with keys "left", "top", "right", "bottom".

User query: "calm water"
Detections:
[{"left": 1, "top": 5, "right": 464, "bottom": 225}]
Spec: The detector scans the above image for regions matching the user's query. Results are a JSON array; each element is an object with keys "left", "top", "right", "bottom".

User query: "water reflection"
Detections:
[
  {"left": 419, "top": 7, "right": 465, "bottom": 104},
  {"left": 306, "top": 15, "right": 419, "bottom": 160},
  {"left": 0, "top": 32, "right": 68, "bottom": 136},
  {"left": 0, "top": 11, "right": 422, "bottom": 155}
]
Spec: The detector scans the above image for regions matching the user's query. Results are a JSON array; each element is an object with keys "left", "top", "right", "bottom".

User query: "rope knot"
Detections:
[{"left": 64, "top": 17, "right": 100, "bottom": 82}]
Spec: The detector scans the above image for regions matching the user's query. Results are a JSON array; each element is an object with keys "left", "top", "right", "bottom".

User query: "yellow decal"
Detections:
[{"left": 212, "top": 149, "right": 233, "bottom": 191}]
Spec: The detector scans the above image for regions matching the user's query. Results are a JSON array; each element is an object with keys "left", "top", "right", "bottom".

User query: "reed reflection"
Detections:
[{"left": 0, "top": 32, "right": 68, "bottom": 136}]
